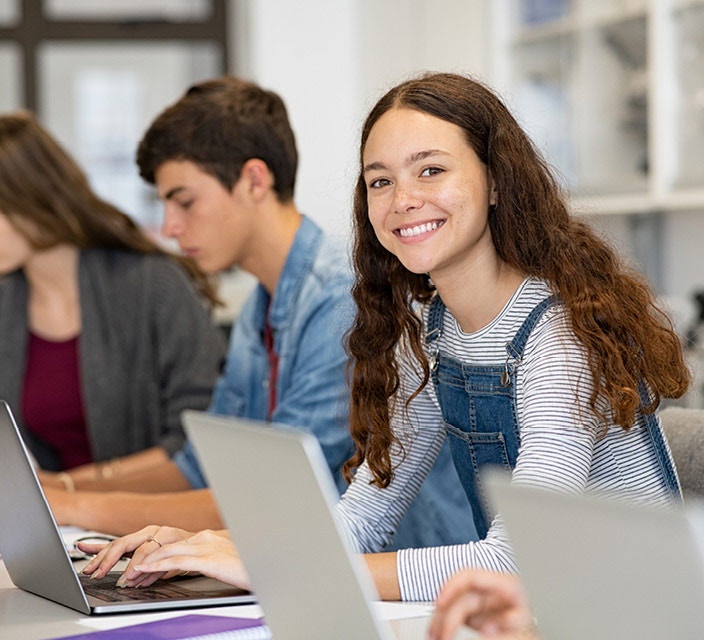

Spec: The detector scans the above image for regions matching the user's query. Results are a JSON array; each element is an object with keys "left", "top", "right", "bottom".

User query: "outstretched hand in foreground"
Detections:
[{"left": 429, "top": 569, "right": 538, "bottom": 639}]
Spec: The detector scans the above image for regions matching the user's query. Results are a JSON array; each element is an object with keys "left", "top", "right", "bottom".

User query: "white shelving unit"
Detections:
[
  {"left": 489, "top": 0, "right": 704, "bottom": 407},
  {"left": 490, "top": 0, "right": 704, "bottom": 216}
]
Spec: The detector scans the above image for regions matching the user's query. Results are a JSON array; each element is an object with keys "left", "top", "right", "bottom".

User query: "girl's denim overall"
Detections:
[{"left": 425, "top": 295, "right": 681, "bottom": 539}]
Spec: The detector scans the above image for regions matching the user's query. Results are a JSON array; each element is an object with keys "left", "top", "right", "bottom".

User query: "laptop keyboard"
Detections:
[{"left": 79, "top": 571, "right": 202, "bottom": 603}]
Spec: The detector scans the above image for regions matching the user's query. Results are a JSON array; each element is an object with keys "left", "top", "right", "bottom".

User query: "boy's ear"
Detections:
[{"left": 238, "top": 158, "right": 274, "bottom": 201}]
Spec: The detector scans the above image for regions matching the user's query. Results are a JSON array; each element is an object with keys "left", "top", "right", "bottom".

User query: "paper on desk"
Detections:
[
  {"left": 373, "top": 601, "right": 434, "bottom": 620},
  {"left": 76, "top": 605, "right": 264, "bottom": 630},
  {"left": 60, "top": 526, "right": 113, "bottom": 547}
]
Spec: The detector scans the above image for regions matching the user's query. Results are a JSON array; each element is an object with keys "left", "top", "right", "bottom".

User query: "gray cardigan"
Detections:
[{"left": 0, "top": 248, "right": 226, "bottom": 470}]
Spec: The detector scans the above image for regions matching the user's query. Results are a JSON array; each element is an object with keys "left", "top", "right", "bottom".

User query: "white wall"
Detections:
[{"left": 228, "top": 0, "right": 489, "bottom": 239}]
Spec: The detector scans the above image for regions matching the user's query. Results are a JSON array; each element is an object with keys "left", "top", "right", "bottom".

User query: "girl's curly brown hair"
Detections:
[{"left": 344, "top": 72, "right": 690, "bottom": 488}]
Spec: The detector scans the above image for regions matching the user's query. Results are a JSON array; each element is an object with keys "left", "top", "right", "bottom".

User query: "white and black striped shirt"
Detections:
[{"left": 336, "top": 277, "right": 675, "bottom": 601}]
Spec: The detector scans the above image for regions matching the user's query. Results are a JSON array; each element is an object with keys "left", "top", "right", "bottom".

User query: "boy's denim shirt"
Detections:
[{"left": 175, "top": 216, "right": 354, "bottom": 492}]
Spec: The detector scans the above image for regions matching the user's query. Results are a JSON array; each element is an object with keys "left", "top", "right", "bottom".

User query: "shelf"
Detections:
[
  {"left": 513, "top": 16, "right": 578, "bottom": 43},
  {"left": 494, "top": 0, "right": 704, "bottom": 367},
  {"left": 578, "top": 2, "right": 648, "bottom": 28},
  {"left": 514, "top": 0, "right": 649, "bottom": 41},
  {"left": 673, "top": 1, "right": 704, "bottom": 189},
  {"left": 672, "top": 0, "right": 704, "bottom": 12},
  {"left": 494, "top": 0, "right": 704, "bottom": 216},
  {"left": 571, "top": 189, "right": 704, "bottom": 216}
]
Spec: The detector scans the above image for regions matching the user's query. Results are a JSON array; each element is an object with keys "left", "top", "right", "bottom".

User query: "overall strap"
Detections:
[
  {"left": 505, "top": 295, "right": 559, "bottom": 361},
  {"left": 425, "top": 295, "right": 446, "bottom": 371},
  {"left": 425, "top": 294, "right": 445, "bottom": 346},
  {"left": 501, "top": 295, "right": 558, "bottom": 386},
  {"left": 638, "top": 381, "right": 682, "bottom": 499}
]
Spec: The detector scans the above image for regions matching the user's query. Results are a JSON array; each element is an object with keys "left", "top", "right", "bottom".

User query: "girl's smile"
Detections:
[{"left": 396, "top": 219, "right": 445, "bottom": 240}]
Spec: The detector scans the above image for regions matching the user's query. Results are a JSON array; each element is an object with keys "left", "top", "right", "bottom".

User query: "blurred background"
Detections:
[{"left": 2, "top": 0, "right": 704, "bottom": 405}]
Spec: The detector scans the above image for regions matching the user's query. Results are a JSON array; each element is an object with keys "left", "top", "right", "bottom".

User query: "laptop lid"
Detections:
[
  {"left": 182, "top": 410, "right": 401, "bottom": 640},
  {"left": 0, "top": 400, "right": 254, "bottom": 614},
  {"left": 484, "top": 469, "right": 704, "bottom": 640}
]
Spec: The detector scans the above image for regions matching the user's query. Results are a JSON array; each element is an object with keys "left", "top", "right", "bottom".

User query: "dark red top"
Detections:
[
  {"left": 21, "top": 332, "right": 92, "bottom": 469},
  {"left": 263, "top": 307, "right": 279, "bottom": 421}
]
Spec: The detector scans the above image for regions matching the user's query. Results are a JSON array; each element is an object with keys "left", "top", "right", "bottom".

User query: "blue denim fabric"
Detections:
[
  {"left": 427, "top": 294, "right": 682, "bottom": 539},
  {"left": 174, "top": 216, "right": 354, "bottom": 493},
  {"left": 637, "top": 381, "right": 681, "bottom": 497},
  {"left": 175, "top": 216, "right": 478, "bottom": 549},
  {"left": 427, "top": 295, "right": 557, "bottom": 538},
  {"left": 385, "top": 441, "right": 478, "bottom": 550}
]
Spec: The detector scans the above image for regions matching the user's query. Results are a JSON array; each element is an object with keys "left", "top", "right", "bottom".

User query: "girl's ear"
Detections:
[{"left": 489, "top": 175, "right": 498, "bottom": 207}]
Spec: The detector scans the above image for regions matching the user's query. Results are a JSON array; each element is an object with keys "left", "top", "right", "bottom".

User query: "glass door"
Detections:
[{"left": 39, "top": 42, "right": 219, "bottom": 234}]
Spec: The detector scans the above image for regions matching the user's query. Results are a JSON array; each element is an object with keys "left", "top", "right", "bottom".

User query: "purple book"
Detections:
[{"left": 50, "top": 614, "right": 270, "bottom": 640}]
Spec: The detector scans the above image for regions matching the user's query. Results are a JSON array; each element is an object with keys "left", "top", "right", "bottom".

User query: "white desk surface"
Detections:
[{"left": 0, "top": 560, "right": 477, "bottom": 640}]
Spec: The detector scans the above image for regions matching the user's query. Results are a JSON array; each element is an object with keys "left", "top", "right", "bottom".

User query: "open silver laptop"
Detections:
[
  {"left": 182, "top": 411, "right": 463, "bottom": 640},
  {"left": 484, "top": 470, "right": 704, "bottom": 640},
  {"left": 0, "top": 400, "right": 255, "bottom": 614}
]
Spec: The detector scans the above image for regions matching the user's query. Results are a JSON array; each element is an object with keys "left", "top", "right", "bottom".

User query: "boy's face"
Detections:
[{"left": 155, "top": 160, "right": 254, "bottom": 274}]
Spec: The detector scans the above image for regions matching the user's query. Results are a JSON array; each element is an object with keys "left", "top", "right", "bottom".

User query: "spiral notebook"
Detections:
[{"left": 49, "top": 613, "right": 270, "bottom": 639}]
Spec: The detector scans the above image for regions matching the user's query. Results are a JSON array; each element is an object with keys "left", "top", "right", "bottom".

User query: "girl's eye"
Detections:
[
  {"left": 420, "top": 167, "right": 443, "bottom": 177},
  {"left": 177, "top": 200, "right": 193, "bottom": 210},
  {"left": 369, "top": 178, "right": 391, "bottom": 189}
]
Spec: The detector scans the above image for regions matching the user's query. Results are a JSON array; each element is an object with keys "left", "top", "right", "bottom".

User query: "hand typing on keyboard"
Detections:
[{"left": 78, "top": 525, "right": 251, "bottom": 592}]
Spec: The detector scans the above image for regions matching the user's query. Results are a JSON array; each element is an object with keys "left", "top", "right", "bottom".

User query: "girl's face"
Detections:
[
  {"left": 363, "top": 107, "right": 497, "bottom": 283},
  {"left": 0, "top": 211, "right": 33, "bottom": 275}
]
